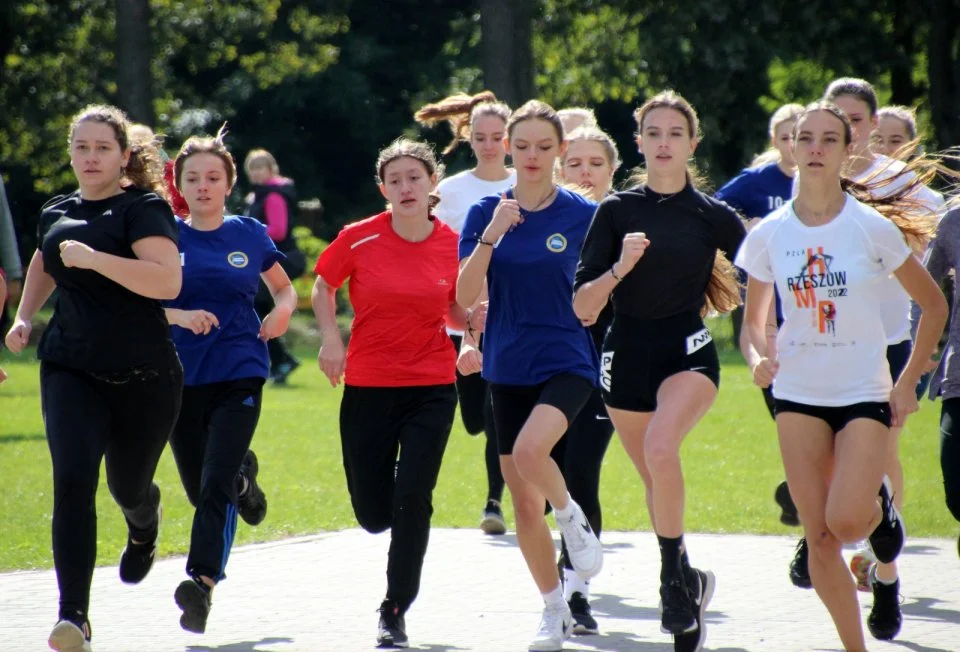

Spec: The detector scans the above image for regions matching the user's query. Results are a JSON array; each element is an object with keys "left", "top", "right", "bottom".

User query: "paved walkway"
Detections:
[{"left": 1, "top": 529, "right": 957, "bottom": 651}]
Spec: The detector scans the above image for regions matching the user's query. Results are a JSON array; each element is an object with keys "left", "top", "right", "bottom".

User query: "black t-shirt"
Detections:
[
  {"left": 36, "top": 188, "right": 179, "bottom": 372},
  {"left": 575, "top": 184, "right": 746, "bottom": 321}
]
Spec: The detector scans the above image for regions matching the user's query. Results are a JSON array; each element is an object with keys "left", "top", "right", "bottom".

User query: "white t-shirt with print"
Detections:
[
  {"left": 736, "top": 195, "right": 912, "bottom": 406},
  {"left": 434, "top": 169, "right": 516, "bottom": 336}
]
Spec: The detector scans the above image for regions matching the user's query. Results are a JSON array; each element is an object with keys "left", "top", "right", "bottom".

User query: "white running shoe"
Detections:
[
  {"left": 528, "top": 602, "right": 573, "bottom": 652},
  {"left": 556, "top": 501, "right": 603, "bottom": 579},
  {"left": 48, "top": 620, "right": 92, "bottom": 652}
]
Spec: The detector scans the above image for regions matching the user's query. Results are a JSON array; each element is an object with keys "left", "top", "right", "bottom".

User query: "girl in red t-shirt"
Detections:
[{"left": 312, "top": 138, "right": 476, "bottom": 649}]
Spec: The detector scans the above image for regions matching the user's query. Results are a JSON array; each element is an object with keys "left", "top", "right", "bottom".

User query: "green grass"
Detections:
[{"left": 0, "top": 315, "right": 954, "bottom": 571}]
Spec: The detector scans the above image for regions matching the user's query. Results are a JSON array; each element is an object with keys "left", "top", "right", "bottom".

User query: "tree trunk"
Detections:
[
  {"left": 927, "top": 0, "right": 960, "bottom": 159},
  {"left": 888, "top": 0, "right": 918, "bottom": 105},
  {"left": 480, "top": 0, "right": 535, "bottom": 107},
  {"left": 115, "top": 0, "right": 155, "bottom": 125}
]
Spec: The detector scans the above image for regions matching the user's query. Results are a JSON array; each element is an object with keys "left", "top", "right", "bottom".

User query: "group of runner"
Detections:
[{"left": 3, "top": 73, "right": 958, "bottom": 652}]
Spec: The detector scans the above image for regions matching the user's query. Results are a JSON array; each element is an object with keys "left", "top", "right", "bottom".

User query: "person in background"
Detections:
[
  {"left": 244, "top": 149, "right": 306, "bottom": 384},
  {"left": 0, "top": 172, "right": 23, "bottom": 335}
]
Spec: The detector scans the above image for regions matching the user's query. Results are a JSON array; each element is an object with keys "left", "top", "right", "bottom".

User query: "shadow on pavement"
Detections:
[{"left": 186, "top": 637, "right": 293, "bottom": 652}]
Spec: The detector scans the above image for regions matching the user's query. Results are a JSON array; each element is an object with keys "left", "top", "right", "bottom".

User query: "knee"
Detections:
[
  {"left": 806, "top": 529, "right": 842, "bottom": 563},
  {"left": 824, "top": 509, "right": 867, "bottom": 545},
  {"left": 944, "top": 481, "right": 960, "bottom": 522},
  {"left": 644, "top": 436, "right": 680, "bottom": 474},
  {"left": 353, "top": 496, "right": 392, "bottom": 534},
  {"left": 511, "top": 441, "right": 546, "bottom": 481},
  {"left": 53, "top": 468, "right": 98, "bottom": 506},
  {"left": 512, "top": 493, "right": 546, "bottom": 527}
]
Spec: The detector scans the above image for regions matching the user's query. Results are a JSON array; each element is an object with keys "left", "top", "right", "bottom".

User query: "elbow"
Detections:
[
  {"left": 930, "top": 293, "right": 950, "bottom": 326},
  {"left": 158, "top": 272, "right": 182, "bottom": 300},
  {"left": 455, "top": 284, "right": 476, "bottom": 310}
]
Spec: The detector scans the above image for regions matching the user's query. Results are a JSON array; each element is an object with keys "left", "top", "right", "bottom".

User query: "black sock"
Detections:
[{"left": 658, "top": 535, "right": 683, "bottom": 583}]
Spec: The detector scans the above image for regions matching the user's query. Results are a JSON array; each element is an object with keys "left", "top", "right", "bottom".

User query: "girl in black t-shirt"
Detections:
[
  {"left": 4, "top": 104, "right": 183, "bottom": 652},
  {"left": 573, "top": 91, "right": 745, "bottom": 652}
]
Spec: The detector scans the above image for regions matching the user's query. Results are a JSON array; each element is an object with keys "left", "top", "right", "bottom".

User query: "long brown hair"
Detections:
[
  {"left": 414, "top": 91, "right": 511, "bottom": 155},
  {"left": 69, "top": 104, "right": 168, "bottom": 200}
]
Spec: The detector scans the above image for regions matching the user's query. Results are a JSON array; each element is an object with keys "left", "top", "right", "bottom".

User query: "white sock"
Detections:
[
  {"left": 563, "top": 567, "right": 589, "bottom": 601},
  {"left": 542, "top": 584, "right": 565, "bottom": 610},
  {"left": 552, "top": 494, "right": 576, "bottom": 521},
  {"left": 871, "top": 564, "right": 898, "bottom": 586}
]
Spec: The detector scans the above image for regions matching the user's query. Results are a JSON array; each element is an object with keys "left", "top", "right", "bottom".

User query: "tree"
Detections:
[
  {"left": 115, "top": 0, "right": 155, "bottom": 124},
  {"left": 927, "top": 0, "right": 960, "bottom": 154},
  {"left": 480, "top": 0, "right": 535, "bottom": 106}
]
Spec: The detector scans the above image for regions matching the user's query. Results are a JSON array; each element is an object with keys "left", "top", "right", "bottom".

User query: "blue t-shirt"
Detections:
[
  {"left": 717, "top": 162, "right": 792, "bottom": 325},
  {"left": 715, "top": 162, "right": 793, "bottom": 220},
  {"left": 166, "top": 215, "right": 284, "bottom": 386},
  {"left": 459, "top": 187, "right": 598, "bottom": 386}
]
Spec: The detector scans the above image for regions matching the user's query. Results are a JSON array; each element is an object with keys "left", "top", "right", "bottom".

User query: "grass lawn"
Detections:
[{"left": 0, "top": 315, "right": 954, "bottom": 571}]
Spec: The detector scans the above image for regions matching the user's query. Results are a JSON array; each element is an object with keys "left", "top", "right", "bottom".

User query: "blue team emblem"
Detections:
[
  {"left": 227, "top": 251, "right": 249, "bottom": 268},
  {"left": 546, "top": 233, "right": 567, "bottom": 253}
]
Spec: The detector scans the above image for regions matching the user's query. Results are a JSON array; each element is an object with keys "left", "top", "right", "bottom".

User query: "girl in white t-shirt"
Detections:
[
  {"left": 736, "top": 102, "right": 947, "bottom": 652},
  {"left": 414, "top": 92, "right": 516, "bottom": 535}
]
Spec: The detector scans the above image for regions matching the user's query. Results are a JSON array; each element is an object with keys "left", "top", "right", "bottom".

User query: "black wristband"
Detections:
[
  {"left": 477, "top": 238, "right": 494, "bottom": 247},
  {"left": 610, "top": 265, "right": 623, "bottom": 282}
]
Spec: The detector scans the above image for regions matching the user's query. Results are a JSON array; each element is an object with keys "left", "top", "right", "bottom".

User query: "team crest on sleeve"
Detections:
[
  {"left": 227, "top": 251, "right": 250, "bottom": 268},
  {"left": 546, "top": 233, "right": 568, "bottom": 253}
]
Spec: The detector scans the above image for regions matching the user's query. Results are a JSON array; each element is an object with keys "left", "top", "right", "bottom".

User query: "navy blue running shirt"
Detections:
[
  {"left": 715, "top": 162, "right": 793, "bottom": 220},
  {"left": 166, "top": 216, "right": 284, "bottom": 385},
  {"left": 459, "top": 187, "right": 598, "bottom": 386}
]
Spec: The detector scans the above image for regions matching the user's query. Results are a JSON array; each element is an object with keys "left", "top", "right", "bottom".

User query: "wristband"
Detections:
[
  {"left": 610, "top": 265, "right": 623, "bottom": 282},
  {"left": 477, "top": 238, "right": 494, "bottom": 247}
]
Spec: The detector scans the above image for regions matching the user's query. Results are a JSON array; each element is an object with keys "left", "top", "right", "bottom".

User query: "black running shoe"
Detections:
[
  {"left": 119, "top": 488, "right": 161, "bottom": 585},
  {"left": 569, "top": 592, "right": 598, "bottom": 635},
  {"left": 238, "top": 450, "right": 268, "bottom": 526},
  {"left": 789, "top": 537, "right": 812, "bottom": 589},
  {"left": 674, "top": 568, "right": 715, "bottom": 652},
  {"left": 774, "top": 480, "right": 800, "bottom": 527},
  {"left": 867, "top": 573, "right": 902, "bottom": 641},
  {"left": 175, "top": 576, "right": 213, "bottom": 634},
  {"left": 377, "top": 600, "right": 409, "bottom": 648},
  {"left": 480, "top": 499, "right": 506, "bottom": 535},
  {"left": 660, "top": 577, "right": 697, "bottom": 635},
  {"left": 868, "top": 476, "right": 905, "bottom": 564},
  {"left": 271, "top": 358, "right": 300, "bottom": 385}
]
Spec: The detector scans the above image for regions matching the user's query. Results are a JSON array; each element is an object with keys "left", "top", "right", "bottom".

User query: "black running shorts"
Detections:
[
  {"left": 774, "top": 399, "right": 892, "bottom": 433},
  {"left": 600, "top": 311, "right": 720, "bottom": 412}
]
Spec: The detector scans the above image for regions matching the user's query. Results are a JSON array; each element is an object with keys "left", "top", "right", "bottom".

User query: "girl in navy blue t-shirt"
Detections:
[
  {"left": 458, "top": 100, "right": 602, "bottom": 652},
  {"left": 164, "top": 131, "right": 298, "bottom": 634}
]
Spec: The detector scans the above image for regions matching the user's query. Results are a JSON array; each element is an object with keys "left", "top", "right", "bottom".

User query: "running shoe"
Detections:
[
  {"left": 660, "top": 576, "right": 697, "bottom": 635},
  {"left": 555, "top": 501, "right": 603, "bottom": 579},
  {"left": 867, "top": 569, "right": 902, "bottom": 641},
  {"left": 528, "top": 601, "right": 573, "bottom": 651},
  {"left": 480, "top": 499, "right": 507, "bottom": 535},
  {"left": 868, "top": 476, "right": 905, "bottom": 564},
  {"left": 119, "top": 487, "right": 161, "bottom": 585},
  {"left": 788, "top": 537, "right": 812, "bottom": 589},
  {"left": 175, "top": 576, "right": 213, "bottom": 634},
  {"left": 569, "top": 591, "right": 598, "bottom": 635},
  {"left": 673, "top": 568, "right": 715, "bottom": 652},
  {"left": 376, "top": 600, "right": 408, "bottom": 649},
  {"left": 238, "top": 449, "right": 268, "bottom": 526},
  {"left": 774, "top": 480, "right": 800, "bottom": 526},
  {"left": 48, "top": 619, "right": 91, "bottom": 652},
  {"left": 849, "top": 548, "right": 877, "bottom": 593}
]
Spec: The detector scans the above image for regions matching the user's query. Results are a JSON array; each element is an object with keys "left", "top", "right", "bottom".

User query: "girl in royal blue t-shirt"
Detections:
[
  {"left": 458, "top": 100, "right": 601, "bottom": 652},
  {"left": 163, "top": 131, "right": 298, "bottom": 635}
]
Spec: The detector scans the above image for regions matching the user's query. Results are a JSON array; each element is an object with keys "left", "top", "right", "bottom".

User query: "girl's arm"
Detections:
[
  {"left": 5, "top": 250, "right": 57, "bottom": 353},
  {"left": 259, "top": 262, "right": 298, "bottom": 341},
  {"left": 311, "top": 275, "right": 346, "bottom": 387},
  {"left": 60, "top": 236, "right": 182, "bottom": 300}
]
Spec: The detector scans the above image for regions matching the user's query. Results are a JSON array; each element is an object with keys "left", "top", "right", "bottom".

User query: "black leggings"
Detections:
[
  {"left": 340, "top": 384, "right": 457, "bottom": 613},
  {"left": 939, "top": 398, "right": 960, "bottom": 523},
  {"left": 40, "top": 358, "right": 183, "bottom": 622},
  {"left": 451, "top": 334, "right": 504, "bottom": 504},
  {"left": 169, "top": 377, "right": 264, "bottom": 582},
  {"left": 559, "top": 388, "right": 615, "bottom": 570}
]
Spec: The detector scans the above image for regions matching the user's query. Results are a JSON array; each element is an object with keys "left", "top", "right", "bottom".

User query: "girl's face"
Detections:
[
  {"left": 470, "top": 115, "right": 507, "bottom": 165},
  {"left": 70, "top": 121, "right": 130, "bottom": 193},
  {"left": 561, "top": 140, "right": 614, "bottom": 200},
  {"left": 247, "top": 163, "right": 272, "bottom": 185},
  {"left": 637, "top": 108, "right": 697, "bottom": 177},
  {"left": 832, "top": 95, "right": 876, "bottom": 154},
  {"left": 507, "top": 118, "right": 565, "bottom": 185},
  {"left": 180, "top": 153, "right": 232, "bottom": 218},
  {"left": 772, "top": 120, "right": 797, "bottom": 168},
  {"left": 874, "top": 116, "right": 913, "bottom": 159},
  {"left": 378, "top": 157, "right": 437, "bottom": 218},
  {"left": 793, "top": 110, "right": 853, "bottom": 182}
]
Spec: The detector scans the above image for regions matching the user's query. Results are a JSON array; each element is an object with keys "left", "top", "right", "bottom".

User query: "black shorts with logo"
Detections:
[
  {"left": 600, "top": 311, "right": 720, "bottom": 413},
  {"left": 774, "top": 399, "right": 891, "bottom": 433}
]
